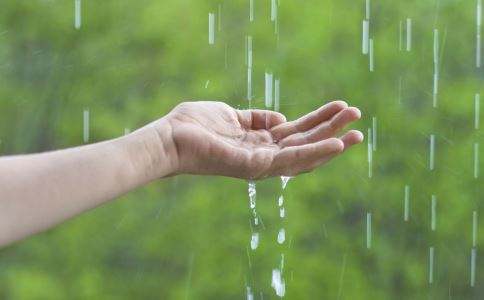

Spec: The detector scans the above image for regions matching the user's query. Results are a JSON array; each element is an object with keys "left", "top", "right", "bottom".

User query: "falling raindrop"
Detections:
[
  {"left": 74, "top": 0, "right": 81, "bottom": 30},
  {"left": 83, "top": 109, "right": 89, "bottom": 143},
  {"left": 208, "top": 12, "right": 215, "bottom": 45},
  {"left": 250, "top": 232, "right": 259, "bottom": 250},
  {"left": 277, "top": 228, "right": 285, "bottom": 244}
]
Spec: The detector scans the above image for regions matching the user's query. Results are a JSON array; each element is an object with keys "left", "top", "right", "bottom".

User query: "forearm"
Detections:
[{"left": 0, "top": 120, "right": 174, "bottom": 247}]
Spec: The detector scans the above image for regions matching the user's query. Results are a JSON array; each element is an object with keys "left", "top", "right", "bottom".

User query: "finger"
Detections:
[
  {"left": 237, "top": 109, "right": 287, "bottom": 130},
  {"left": 293, "top": 130, "right": 364, "bottom": 175},
  {"left": 271, "top": 138, "right": 344, "bottom": 175},
  {"left": 294, "top": 151, "right": 343, "bottom": 175},
  {"left": 270, "top": 100, "right": 348, "bottom": 140},
  {"left": 340, "top": 130, "right": 364, "bottom": 150},
  {"left": 278, "top": 107, "right": 361, "bottom": 147},
  {"left": 296, "top": 130, "right": 363, "bottom": 174}
]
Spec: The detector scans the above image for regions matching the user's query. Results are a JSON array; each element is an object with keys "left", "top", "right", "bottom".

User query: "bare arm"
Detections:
[
  {"left": 0, "top": 123, "right": 174, "bottom": 246},
  {"left": 0, "top": 100, "right": 362, "bottom": 247}
]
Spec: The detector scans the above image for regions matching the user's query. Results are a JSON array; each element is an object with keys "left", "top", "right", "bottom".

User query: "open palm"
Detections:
[{"left": 163, "top": 101, "right": 362, "bottom": 179}]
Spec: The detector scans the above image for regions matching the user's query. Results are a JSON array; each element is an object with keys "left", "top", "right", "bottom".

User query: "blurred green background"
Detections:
[{"left": 0, "top": 0, "right": 483, "bottom": 299}]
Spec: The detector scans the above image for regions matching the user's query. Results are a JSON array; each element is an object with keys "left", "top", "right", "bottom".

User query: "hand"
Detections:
[{"left": 156, "top": 101, "right": 363, "bottom": 179}]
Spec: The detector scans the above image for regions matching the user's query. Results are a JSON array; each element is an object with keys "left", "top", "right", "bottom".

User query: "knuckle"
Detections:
[{"left": 328, "top": 120, "right": 339, "bottom": 131}]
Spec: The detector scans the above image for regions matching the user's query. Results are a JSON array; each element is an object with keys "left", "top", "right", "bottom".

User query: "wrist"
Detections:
[{"left": 116, "top": 118, "right": 179, "bottom": 183}]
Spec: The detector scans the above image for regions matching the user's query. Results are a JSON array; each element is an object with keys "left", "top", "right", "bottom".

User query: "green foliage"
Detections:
[{"left": 0, "top": 0, "right": 482, "bottom": 299}]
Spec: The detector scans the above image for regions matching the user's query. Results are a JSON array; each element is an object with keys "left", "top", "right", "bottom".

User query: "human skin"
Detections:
[{"left": 0, "top": 100, "right": 362, "bottom": 247}]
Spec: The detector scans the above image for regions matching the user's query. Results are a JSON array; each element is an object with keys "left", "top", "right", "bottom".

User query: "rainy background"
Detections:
[{"left": 0, "top": 0, "right": 483, "bottom": 299}]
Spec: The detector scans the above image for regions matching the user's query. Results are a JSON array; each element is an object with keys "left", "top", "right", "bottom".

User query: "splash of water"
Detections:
[
  {"left": 248, "top": 181, "right": 258, "bottom": 226},
  {"left": 248, "top": 181, "right": 256, "bottom": 209},
  {"left": 208, "top": 12, "right": 215, "bottom": 45},
  {"left": 271, "top": 176, "right": 291, "bottom": 297},
  {"left": 246, "top": 286, "right": 254, "bottom": 300},
  {"left": 277, "top": 228, "right": 286, "bottom": 244},
  {"left": 250, "top": 232, "right": 259, "bottom": 250},
  {"left": 83, "top": 109, "right": 89, "bottom": 143},
  {"left": 248, "top": 180, "right": 259, "bottom": 251},
  {"left": 362, "top": 20, "right": 369, "bottom": 55},
  {"left": 406, "top": 18, "right": 412, "bottom": 51},
  {"left": 265, "top": 72, "right": 274, "bottom": 108},
  {"left": 369, "top": 38, "right": 374, "bottom": 72},
  {"left": 278, "top": 195, "right": 284, "bottom": 206},
  {"left": 271, "top": 268, "right": 286, "bottom": 297},
  {"left": 246, "top": 181, "right": 260, "bottom": 297},
  {"left": 281, "top": 176, "right": 292, "bottom": 190},
  {"left": 74, "top": 0, "right": 81, "bottom": 30}
]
